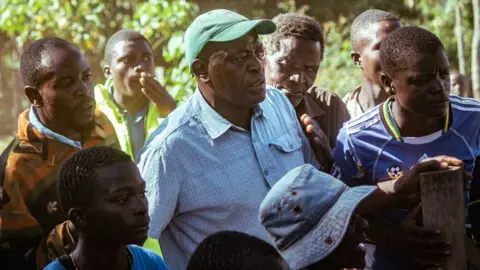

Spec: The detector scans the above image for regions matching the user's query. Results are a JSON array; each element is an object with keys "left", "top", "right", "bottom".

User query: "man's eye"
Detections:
[
  {"left": 116, "top": 196, "right": 128, "bottom": 204},
  {"left": 82, "top": 74, "right": 92, "bottom": 81},
  {"left": 306, "top": 66, "right": 315, "bottom": 72},
  {"left": 58, "top": 78, "right": 73, "bottom": 87},
  {"left": 142, "top": 56, "right": 151, "bottom": 62},
  {"left": 255, "top": 50, "right": 265, "bottom": 60}
]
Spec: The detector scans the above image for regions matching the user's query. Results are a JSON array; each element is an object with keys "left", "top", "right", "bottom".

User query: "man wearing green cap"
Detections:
[{"left": 137, "top": 9, "right": 322, "bottom": 269}]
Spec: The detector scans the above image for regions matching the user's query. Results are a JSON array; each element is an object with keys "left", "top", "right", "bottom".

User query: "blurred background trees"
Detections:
[{"left": 0, "top": 0, "right": 476, "bottom": 147}]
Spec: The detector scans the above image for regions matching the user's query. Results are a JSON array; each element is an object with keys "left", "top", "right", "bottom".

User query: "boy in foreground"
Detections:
[
  {"left": 333, "top": 26, "right": 480, "bottom": 269},
  {"left": 45, "top": 146, "right": 168, "bottom": 270}
]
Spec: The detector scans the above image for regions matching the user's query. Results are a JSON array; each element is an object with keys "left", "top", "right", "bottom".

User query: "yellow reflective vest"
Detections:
[
  {"left": 94, "top": 79, "right": 163, "bottom": 159},
  {"left": 94, "top": 79, "right": 163, "bottom": 258}
]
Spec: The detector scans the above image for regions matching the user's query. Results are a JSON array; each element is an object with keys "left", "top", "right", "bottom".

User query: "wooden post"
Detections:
[{"left": 420, "top": 166, "right": 466, "bottom": 270}]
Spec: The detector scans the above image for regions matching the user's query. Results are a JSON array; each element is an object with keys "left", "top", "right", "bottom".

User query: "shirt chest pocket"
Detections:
[{"left": 268, "top": 131, "right": 304, "bottom": 176}]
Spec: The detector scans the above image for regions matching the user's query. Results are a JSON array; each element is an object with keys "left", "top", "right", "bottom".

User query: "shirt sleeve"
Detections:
[
  {"left": 331, "top": 126, "right": 365, "bottom": 186},
  {"left": 136, "top": 146, "right": 180, "bottom": 240}
]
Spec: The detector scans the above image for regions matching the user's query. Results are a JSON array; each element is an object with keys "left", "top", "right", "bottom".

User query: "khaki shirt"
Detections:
[{"left": 342, "top": 85, "right": 366, "bottom": 120}]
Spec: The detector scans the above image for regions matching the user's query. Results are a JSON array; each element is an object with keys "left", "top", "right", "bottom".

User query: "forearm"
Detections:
[{"left": 355, "top": 180, "right": 405, "bottom": 216}]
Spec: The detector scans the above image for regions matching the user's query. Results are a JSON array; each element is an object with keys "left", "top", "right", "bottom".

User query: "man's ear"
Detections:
[
  {"left": 381, "top": 73, "right": 396, "bottom": 95},
  {"left": 191, "top": 59, "right": 209, "bottom": 84},
  {"left": 351, "top": 52, "right": 362, "bottom": 68},
  {"left": 68, "top": 208, "right": 87, "bottom": 229},
  {"left": 103, "top": 65, "right": 112, "bottom": 79},
  {"left": 25, "top": 86, "right": 43, "bottom": 107}
]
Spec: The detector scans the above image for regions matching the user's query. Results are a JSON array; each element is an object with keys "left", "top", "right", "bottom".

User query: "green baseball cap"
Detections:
[{"left": 184, "top": 9, "right": 277, "bottom": 67}]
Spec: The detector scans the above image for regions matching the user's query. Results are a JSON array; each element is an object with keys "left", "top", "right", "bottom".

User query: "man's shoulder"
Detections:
[
  {"left": 342, "top": 105, "right": 382, "bottom": 136},
  {"left": 342, "top": 85, "right": 362, "bottom": 103},
  {"left": 307, "top": 86, "right": 343, "bottom": 102},
  {"left": 264, "top": 87, "right": 290, "bottom": 106},
  {"left": 128, "top": 245, "right": 168, "bottom": 269},
  {"left": 450, "top": 95, "right": 480, "bottom": 115},
  {"left": 306, "top": 86, "right": 348, "bottom": 113},
  {"left": 143, "top": 96, "right": 199, "bottom": 150}
]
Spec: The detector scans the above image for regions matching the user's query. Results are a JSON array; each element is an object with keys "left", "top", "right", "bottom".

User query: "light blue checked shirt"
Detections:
[{"left": 137, "top": 88, "right": 319, "bottom": 270}]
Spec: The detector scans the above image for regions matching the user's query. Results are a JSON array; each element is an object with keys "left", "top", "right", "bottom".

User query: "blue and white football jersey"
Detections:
[
  {"left": 332, "top": 95, "right": 480, "bottom": 269},
  {"left": 333, "top": 95, "right": 480, "bottom": 188}
]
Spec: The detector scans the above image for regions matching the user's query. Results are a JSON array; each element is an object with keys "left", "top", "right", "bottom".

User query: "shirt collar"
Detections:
[
  {"left": 380, "top": 96, "right": 451, "bottom": 142},
  {"left": 193, "top": 89, "right": 268, "bottom": 139},
  {"left": 193, "top": 89, "right": 232, "bottom": 139},
  {"left": 28, "top": 106, "right": 82, "bottom": 149}
]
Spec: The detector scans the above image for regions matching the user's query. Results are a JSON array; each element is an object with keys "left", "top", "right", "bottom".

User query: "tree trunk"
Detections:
[
  {"left": 472, "top": 0, "right": 480, "bottom": 99},
  {"left": 456, "top": 3, "right": 467, "bottom": 74}
]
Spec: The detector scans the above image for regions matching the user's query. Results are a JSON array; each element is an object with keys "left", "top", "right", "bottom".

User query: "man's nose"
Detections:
[{"left": 289, "top": 71, "right": 305, "bottom": 83}]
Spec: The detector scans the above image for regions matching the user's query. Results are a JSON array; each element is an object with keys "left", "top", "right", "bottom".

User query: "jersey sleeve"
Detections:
[{"left": 331, "top": 126, "right": 365, "bottom": 186}]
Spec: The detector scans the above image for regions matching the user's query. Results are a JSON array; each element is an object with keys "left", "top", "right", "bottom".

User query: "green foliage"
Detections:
[
  {"left": 0, "top": 0, "right": 198, "bottom": 103},
  {"left": 317, "top": 18, "right": 361, "bottom": 97}
]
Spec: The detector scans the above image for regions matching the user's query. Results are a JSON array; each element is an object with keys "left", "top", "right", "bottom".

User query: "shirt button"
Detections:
[{"left": 264, "top": 169, "right": 270, "bottom": 176}]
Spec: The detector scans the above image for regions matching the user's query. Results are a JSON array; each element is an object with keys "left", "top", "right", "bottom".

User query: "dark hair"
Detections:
[
  {"left": 263, "top": 13, "right": 325, "bottom": 60},
  {"left": 104, "top": 29, "right": 151, "bottom": 65},
  {"left": 187, "top": 231, "right": 286, "bottom": 270},
  {"left": 20, "top": 37, "right": 76, "bottom": 87},
  {"left": 57, "top": 146, "right": 132, "bottom": 213},
  {"left": 380, "top": 26, "right": 445, "bottom": 77},
  {"left": 350, "top": 9, "right": 400, "bottom": 52}
]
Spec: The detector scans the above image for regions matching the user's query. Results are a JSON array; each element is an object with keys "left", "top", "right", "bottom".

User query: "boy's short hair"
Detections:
[
  {"left": 187, "top": 231, "right": 285, "bottom": 270},
  {"left": 350, "top": 9, "right": 400, "bottom": 52},
  {"left": 104, "top": 29, "right": 151, "bottom": 64},
  {"left": 380, "top": 26, "right": 445, "bottom": 77},
  {"left": 263, "top": 13, "right": 324, "bottom": 60},
  {"left": 57, "top": 146, "right": 132, "bottom": 213},
  {"left": 20, "top": 37, "right": 75, "bottom": 87}
]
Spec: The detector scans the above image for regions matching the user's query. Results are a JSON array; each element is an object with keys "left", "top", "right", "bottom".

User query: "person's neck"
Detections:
[
  {"left": 359, "top": 78, "right": 390, "bottom": 110},
  {"left": 71, "top": 236, "right": 129, "bottom": 270},
  {"left": 112, "top": 89, "right": 148, "bottom": 117},
  {"left": 391, "top": 99, "right": 444, "bottom": 137},
  {"left": 34, "top": 108, "right": 86, "bottom": 142},
  {"left": 200, "top": 88, "right": 253, "bottom": 131}
]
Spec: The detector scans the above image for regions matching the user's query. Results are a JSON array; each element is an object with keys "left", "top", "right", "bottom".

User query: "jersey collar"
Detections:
[{"left": 380, "top": 96, "right": 451, "bottom": 142}]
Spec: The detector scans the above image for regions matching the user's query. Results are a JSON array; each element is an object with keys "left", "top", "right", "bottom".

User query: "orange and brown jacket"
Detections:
[{"left": 0, "top": 108, "right": 119, "bottom": 266}]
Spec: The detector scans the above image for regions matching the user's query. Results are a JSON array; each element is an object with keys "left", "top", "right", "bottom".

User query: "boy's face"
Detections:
[
  {"left": 265, "top": 36, "right": 322, "bottom": 107},
  {"left": 355, "top": 20, "right": 403, "bottom": 85},
  {"left": 388, "top": 48, "right": 451, "bottom": 119},
  {"left": 32, "top": 46, "right": 95, "bottom": 131},
  {"left": 106, "top": 40, "right": 154, "bottom": 98},
  {"left": 84, "top": 161, "right": 149, "bottom": 246}
]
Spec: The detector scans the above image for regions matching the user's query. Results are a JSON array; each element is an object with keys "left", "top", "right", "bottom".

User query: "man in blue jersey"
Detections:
[{"left": 332, "top": 26, "right": 480, "bottom": 269}]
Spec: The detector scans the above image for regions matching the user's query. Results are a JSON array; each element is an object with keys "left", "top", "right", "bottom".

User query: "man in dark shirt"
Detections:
[{"left": 264, "top": 13, "right": 349, "bottom": 158}]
